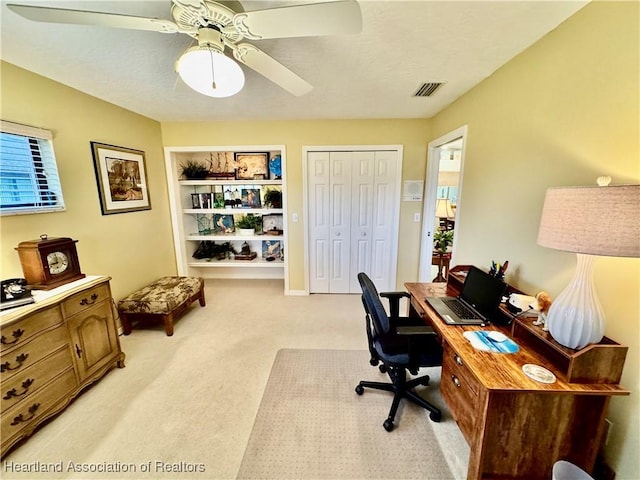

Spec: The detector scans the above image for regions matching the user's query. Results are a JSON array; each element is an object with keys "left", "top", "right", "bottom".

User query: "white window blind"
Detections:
[{"left": 0, "top": 120, "right": 65, "bottom": 215}]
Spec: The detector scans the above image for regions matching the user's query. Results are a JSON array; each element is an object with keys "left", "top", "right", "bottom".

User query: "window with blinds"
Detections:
[{"left": 0, "top": 120, "right": 65, "bottom": 215}]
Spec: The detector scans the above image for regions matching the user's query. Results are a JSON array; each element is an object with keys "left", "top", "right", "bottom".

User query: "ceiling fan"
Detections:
[{"left": 7, "top": 0, "right": 362, "bottom": 97}]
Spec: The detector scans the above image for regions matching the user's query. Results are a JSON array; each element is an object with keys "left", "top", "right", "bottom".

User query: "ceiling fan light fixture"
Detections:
[{"left": 177, "top": 46, "right": 245, "bottom": 98}]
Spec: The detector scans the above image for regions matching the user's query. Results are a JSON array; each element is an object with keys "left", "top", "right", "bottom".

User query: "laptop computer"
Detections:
[{"left": 426, "top": 266, "right": 507, "bottom": 325}]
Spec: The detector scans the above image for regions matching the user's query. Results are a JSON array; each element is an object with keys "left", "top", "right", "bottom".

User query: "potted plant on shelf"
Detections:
[
  {"left": 180, "top": 160, "right": 209, "bottom": 180},
  {"left": 236, "top": 214, "right": 261, "bottom": 235},
  {"left": 264, "top": 188, "right": 282, "bottom": 209}
]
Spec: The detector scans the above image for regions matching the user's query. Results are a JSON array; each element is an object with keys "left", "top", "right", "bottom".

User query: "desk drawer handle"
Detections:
[
  {"left": 453, "top": 354, "right": 463, "bottom": 366},
  {"left": 451, "top": 375, "right": 461, "bottom": 388},
  {"left": 0, "top": 353, "right": 29, "bottom": 373},
  {"left": 11, "top": 403, "right": 40, "bottom": 425},
  {"left": 80, "top": 293, "right": 99, "bottom": 305},
  {"left": 1, "top": 328, "right": 25, "bottom": 345},
  {"left": 3, "top": 378, "right": 35, "bottom": 400}
]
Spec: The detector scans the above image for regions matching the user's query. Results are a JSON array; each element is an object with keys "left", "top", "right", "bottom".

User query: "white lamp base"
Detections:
[{"left": 546, "top": 253, "right": 605, "bottom": 350}]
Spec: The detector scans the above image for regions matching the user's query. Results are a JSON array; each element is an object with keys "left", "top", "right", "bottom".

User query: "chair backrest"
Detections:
[{"left": 358, "top": 272, "right": 391, "bottom": 336}]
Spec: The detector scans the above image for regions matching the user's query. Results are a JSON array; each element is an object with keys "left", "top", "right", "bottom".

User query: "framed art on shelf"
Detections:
[
  {"left": 235, "top": 152, "right": 269, "bottom": 180},
  {"left": 262, "top": 240, "right": 283, "bottom": 261},
  {"left": 91, "top": 142, "right": 151, "bottom": 215}
]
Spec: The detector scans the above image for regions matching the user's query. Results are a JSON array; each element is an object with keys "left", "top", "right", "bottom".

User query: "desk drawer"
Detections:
[
  {"left": 1, "top": 347, "right": 73, "bottom": 411},
  {"left": 62, "top": 283, "right": 110, "bottom": 318},
  {"left": 441, "top": 342, "right": 480, "bottom": 444},
  {"left": 1, "top": 307, "right": 63, "bottom": 354},
  {"left": 0, "top": 325, "right": 68, "bottom": 381}
]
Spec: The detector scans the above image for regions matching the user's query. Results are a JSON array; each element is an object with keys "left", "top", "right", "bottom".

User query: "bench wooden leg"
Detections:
[
  {"left": 121, "top": 313, "right": 132, "bottom": 335},
  {"left": 164, "top": 313, "right": 174, "bottom": 336},
  {"left": 199, "top": 286, "right": 206, "bottom": 307}
]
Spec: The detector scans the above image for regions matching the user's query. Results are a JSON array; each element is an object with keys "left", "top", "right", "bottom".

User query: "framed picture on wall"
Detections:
[{"left": 91, "top": 142, "right": 151, "bottom": 215}]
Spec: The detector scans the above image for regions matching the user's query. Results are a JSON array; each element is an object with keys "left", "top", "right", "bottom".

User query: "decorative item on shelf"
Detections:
[
  {"left": 206, "top": 152, "right": 236, "bottom": 179},
  {"left": 191, "top": 193, "right": 202, "bottom": 209},
  {"left": 199, "top": 192, "right": 212, "bottom": 209},
  {"left": 262, "top": 214, "right": 284, "bottom": 235},
  {"left": 264, "top": 188, "right": 282, "bottom": 208},
  {"left": 537, "top": 177, "right": 640, "bottom": 350},
  {"left": 213, "top": 214, "right": 234, "bottom": 233},
  {"left": 532, "top": 291, "right": 553, "bottom": 331},
  {"left": 263, "top": 240, "right": 283, "bottom": 262},
  {"left": 180, "top": 159, "right": 209, "bottom": 180},
  {"left": 241, "top": 188, "right": 262, "bottom": 208},
  {"left": 192, "top": 241, "right": 236, "bottom": 260},
  {"left": 235, "top": 242, "right": 257, "bottom": 261},
  {"left": 489, "top": 260, "right": 508, "bottom": 280},
  {"left": 236, "top": 214, "right": 261, "bottom": 235},
  {"left": 15, "top": 234, "right": 85, "bottom": 290},
  {"left": 269, "top": 154, "right": 282, "bottom": 179},
  {"left": 235, "top": 152, "right": 269, "bottom": 180},
  {"left": 196, "top": 214, "right": 212, "bottom": 235}
]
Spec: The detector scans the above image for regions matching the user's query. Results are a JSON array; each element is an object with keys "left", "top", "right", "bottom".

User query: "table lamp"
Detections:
[{"left": 536, "top": 178, "right": 640, "bottom": 349}]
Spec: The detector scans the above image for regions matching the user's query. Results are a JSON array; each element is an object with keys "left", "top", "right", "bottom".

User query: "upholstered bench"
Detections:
[{"left": 118, "top": 276, "right": 205, "bottom": 336}]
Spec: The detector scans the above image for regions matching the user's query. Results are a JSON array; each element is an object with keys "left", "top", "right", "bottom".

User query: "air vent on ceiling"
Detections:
[{"left": 413, "top": 82, "right": 444, "bottom": 97}]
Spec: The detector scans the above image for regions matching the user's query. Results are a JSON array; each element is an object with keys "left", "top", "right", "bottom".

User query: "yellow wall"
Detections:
[
  {"left": 161, "top": 119, "right": 431, "bottom": 291},
  {"left": 0, "top": 62, "right": 177, "bottom": 300},
  {"left": 429, "top": 2, "right": 639, "bottom": 477}
]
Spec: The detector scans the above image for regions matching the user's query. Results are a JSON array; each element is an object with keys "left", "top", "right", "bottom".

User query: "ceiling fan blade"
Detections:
[
  {"left": 231, "top": 0, "right": 362, "bottom": 40},
  {"left": 232, "top": 43, "right": 312, "bottom": 96},
  {"left": 7, "top": 4, "right": 184, "bottom": 34}
]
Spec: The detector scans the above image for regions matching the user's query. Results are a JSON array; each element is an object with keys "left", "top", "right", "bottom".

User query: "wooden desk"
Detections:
[{"left": 405, "top": 280, "right": 629, "bottom": 480}]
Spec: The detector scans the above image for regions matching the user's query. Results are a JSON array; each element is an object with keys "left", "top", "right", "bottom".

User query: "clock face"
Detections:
[{"left": 46, "top": 251, "right": 69, "bottom": 275}]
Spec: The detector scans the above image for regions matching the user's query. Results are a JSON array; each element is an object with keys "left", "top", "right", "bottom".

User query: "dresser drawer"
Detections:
[
  {"left": 1, "top": 306, "right": 63, "bottom": 354},
  {"left": 441, "top": 343, "right": 480, "bottom": 444},
  {"left": 1, "top": 347, "right": 73, "bottom": 411},
  {"left": 1, "top": 368, "right": 76, "bottom": 442},
  {"left": 0, "top": 325, "right": 68, "bottom": 381},
  {"left": 62, "top": 283, "right": 111, "bottom": 318}
]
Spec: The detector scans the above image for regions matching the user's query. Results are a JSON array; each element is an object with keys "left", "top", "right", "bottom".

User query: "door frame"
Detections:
[
  {"left": 302, "top": 145, "right": 404, "bottom": 294},
  {"left": 418, "top": 126, "right": 468, "bottom": 281}
]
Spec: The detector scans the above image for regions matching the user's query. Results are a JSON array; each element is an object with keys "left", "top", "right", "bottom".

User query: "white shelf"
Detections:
[
  {"left": 187, "top": 259, "right": 284, "bottom": 268},
  {"left": 186, "top": 234, "right": 284, "bottom": 242},
  {"left": 179, "top": 179, "right": 282, "bottom": 186},
  {"left": 183, "top": 208, "right": 283, "bottom": 215}
]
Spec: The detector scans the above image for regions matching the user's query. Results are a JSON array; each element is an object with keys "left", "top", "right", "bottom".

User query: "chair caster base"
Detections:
[
  {"left": 383, "top": 419, "right": 394, "bottom": 432},
  {"left": 429, "top": 410, "right": 442, "bottom": 422},
  {"left": 355, "top": 384, "right": 364, "bottom": 395}
]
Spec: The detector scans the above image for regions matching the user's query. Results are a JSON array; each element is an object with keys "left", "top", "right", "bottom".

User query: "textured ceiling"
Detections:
[{"left": 0, "top": 1, "right": 588, "bottom": 122}]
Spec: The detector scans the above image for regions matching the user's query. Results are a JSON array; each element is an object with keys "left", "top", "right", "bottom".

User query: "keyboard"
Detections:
[{"left": 443, "top": 298, "right": 482, "bottom": 320}]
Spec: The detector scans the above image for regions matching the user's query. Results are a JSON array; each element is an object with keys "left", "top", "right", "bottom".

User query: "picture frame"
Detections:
[
  {"left": 213, "top": 214, "right": 235, "bottom": 233},
  {"left": 91, "top": 142, "right": 151, "bottom": 215},
  {"left": 241, "top": 188, "right": 262, "bottom": 208},
  {"left": 262, "top": 214, "right": 284, "bottom": 235},
  {"left": 262, "top": 240, "right": 283, "bottom": 261},
  {"left": 235, "top": 152, "right": 269, "bottom": 180}
]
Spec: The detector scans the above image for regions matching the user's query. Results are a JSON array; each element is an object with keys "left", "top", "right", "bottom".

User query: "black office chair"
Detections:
[{"left": 355, "top": 272, "right": 443, "bottom": 431}]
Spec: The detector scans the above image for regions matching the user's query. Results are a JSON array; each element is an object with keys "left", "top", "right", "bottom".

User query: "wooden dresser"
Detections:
[
  {"left": 0, "top": 276, "right": 125, "bottom": 457},
  {"left": 405, "top": 267, "right": 629, "bottom": 480}
]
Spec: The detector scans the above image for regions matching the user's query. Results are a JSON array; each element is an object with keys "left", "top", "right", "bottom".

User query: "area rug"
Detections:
[{"left": 236, "top": 349, "right": 459, "bottom": 479}]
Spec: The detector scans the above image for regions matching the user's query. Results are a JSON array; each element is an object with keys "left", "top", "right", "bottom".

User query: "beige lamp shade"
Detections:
[
  {"left": 435, "top": 198, "right": 455, "bottom": 219},
  {"left": 537, "top": 185, "right": 640, "bottom": 257}
]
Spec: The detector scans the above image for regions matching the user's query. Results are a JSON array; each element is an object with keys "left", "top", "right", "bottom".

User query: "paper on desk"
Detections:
[{"left": 463, "top": 331, "right": 519, "bottom": 353}]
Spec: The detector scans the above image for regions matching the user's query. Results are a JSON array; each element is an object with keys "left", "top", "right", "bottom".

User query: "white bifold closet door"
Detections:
[{"left": 308, "top": 150, "right": 399, "bottom": 293}]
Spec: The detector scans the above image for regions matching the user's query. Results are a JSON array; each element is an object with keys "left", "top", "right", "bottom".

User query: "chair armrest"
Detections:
[{"left": 380, "top": 291, "right": 410, "bottom": 318}]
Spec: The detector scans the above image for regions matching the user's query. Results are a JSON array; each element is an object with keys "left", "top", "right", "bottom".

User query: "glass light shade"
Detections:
[{"left": 177, "top": 46, "right": 244, "bottom": 98}]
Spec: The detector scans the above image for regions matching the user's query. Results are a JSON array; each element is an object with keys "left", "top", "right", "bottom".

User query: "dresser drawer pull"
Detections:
[
  {"left": 75, "top": 344, "right": 83, "bottom": 358},
  {"left": 3, "top": 378, "right": 35, "bottom": 400},
  {"left": 10, "top": 403, "right": 40, "bottom": 425},
  {"left": 0, "top": 353, "right": 29, "bottom": 372},
  {"left": 1, "top": 328, "right": 25, "bottom": 345},
  {"left": 451, "top": 375, "right": 461, "bottom": 388},
  {"left": 80, "top": 293, "right": 99, "bottom": 306},
  {"left": 454, "top": 354, "right": 463, "bottom": 366}
]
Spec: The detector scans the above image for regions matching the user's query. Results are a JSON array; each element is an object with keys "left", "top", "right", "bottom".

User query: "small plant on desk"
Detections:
[{"left": 434, "top": 230, "right": 454, "bottom": 254}]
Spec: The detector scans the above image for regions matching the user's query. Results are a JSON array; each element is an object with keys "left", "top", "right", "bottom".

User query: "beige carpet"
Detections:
[{"left": 237, "top": 349, "right": 456, "bottom": 480}]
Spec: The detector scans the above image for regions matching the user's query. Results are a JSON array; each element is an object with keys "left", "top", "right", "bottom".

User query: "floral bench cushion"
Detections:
[{"left": 117, "top": 276, "right": 203, "bottom": 315}]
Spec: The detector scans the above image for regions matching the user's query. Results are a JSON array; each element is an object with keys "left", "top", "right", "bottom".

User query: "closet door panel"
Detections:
[
  {"left": 349, "top": 152, "right": 375, "bottom": 292},
  {"left": 308, "top": 152, "right": 331, "bottom": 293},
  {"left": 328, "top": 152, "right": 352, "bottom": 293}
]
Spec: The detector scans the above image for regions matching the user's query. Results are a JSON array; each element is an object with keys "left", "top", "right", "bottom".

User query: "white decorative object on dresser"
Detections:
[
  {"left": 164, "top": 146, "right": 287, "bottom": 284},
  {"left": 0, "top": 276, "right": 125, "bottom": 457}
]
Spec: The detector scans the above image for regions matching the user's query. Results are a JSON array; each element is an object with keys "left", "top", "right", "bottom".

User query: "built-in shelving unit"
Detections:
[{"left": 164, "top": 146, "right": 287, "bottom": 281}]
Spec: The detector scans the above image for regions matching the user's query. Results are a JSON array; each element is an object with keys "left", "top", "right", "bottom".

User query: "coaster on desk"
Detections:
[
  {"left": 522, "top": 364, "right": 556, "bottom": 384},
  {"left": 463, "top": 331, "right": 519, "bottom": 353}
]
